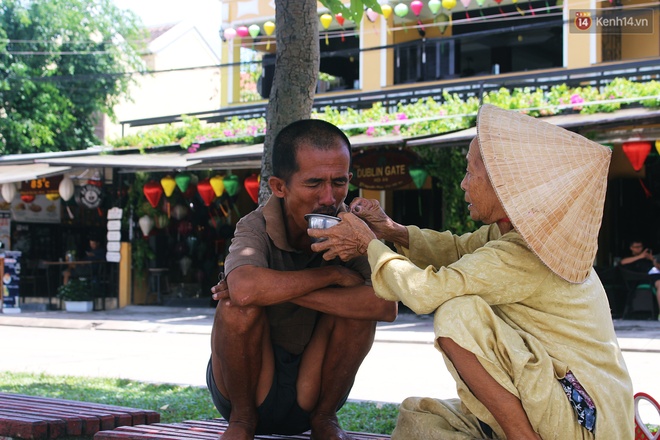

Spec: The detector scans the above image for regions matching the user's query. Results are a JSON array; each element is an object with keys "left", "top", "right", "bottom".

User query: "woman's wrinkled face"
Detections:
[{"left": 460, "top": 138, "right": 507, "bottom": 224}]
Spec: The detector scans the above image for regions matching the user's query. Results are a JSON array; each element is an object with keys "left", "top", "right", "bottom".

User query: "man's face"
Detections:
[
  {"left": 274, "top": 142, "right": 352, "bottom": 237},
  {"left": 630, "top": 242, "right": 644, "bottom": 256},
  {"left": 460, "top": 138, "right": 506, "bottom": 224}
]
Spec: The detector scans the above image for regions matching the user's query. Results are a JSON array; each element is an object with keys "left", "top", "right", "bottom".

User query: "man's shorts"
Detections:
[{"left": 206, "top": 344, "right": 352, "bottom": 435}]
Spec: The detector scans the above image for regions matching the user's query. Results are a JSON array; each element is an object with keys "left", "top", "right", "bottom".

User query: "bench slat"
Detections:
[
  {"left": 94, "top": 418, "right": 392, "bottom": 440},
  {"left": 0, "top": 392, "right": 160, "bottom": 440}
]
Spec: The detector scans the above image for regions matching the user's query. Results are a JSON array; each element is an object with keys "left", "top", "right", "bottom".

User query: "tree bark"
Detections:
[{"left": 259, "top": 0, "right": 320, "bottom": 204}]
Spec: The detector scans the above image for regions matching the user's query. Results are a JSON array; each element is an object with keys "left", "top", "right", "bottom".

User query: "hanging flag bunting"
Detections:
[{"left": 263, "top": 21, "right": 275, "bottom": 49}]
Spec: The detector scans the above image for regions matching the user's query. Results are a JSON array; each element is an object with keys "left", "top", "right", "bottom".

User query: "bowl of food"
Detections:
[{"left": 305, "top": 213, "right": 340, "bottom": 242}]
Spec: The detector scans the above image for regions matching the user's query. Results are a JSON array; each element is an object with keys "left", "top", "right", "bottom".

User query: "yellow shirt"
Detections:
[{"left": 367, "top": 224, "right": 634, "bottom": 438}]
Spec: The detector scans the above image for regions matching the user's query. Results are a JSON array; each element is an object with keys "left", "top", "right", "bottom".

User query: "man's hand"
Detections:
[
  {"left": 309, "top": 213, "right": 376, "bottom": 261},
  {"left": 333, "top": 265, "right": 367, "bottom": 287},
  {"left": 211, "top": 276, "right": 229, "bottom": 301}
]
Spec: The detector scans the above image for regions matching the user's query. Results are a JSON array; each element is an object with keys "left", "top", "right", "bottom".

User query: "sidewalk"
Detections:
[{"left": 1, "top": 305, "right": 659, "bottom": 352}]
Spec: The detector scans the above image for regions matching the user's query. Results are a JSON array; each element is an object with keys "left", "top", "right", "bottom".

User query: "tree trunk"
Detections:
[{"left": 259, "top": 0, "right": 320, "bottom": 204}]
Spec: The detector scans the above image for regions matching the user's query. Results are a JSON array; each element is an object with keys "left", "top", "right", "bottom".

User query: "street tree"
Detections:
[
  {"left": 0, "top": 0, "right": 146, "bottom": 154},
  {"left": 258, "top": 0, "right": 382, "bottom": 203}
]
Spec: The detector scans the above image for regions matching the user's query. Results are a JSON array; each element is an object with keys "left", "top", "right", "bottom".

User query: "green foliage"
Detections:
[
  {"left": 0, "top": 371, "right": 399, "bottom": 435},
  {"left": 319, "top": 0, "right": 383, "bottom": 26},
  {"left": 106, "top": 77, "right": 660, "bottom": 231},
  {"left": 56, "top": 278, "right": 93, "bottom": 301},
  {"left": 0, "top": 0, "right": 147, "bottom": 154}
]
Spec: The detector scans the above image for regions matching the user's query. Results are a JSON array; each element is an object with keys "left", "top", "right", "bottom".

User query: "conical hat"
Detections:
[{"left": 476, "top": 104, "right": 611, "bottom": 284}]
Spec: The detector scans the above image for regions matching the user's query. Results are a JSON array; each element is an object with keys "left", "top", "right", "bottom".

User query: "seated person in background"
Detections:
[
  {"left": 619, "top": 239, "right": 655, "bottom": 273},
  {"left": 208, "top": 119, "right": 397, "bottom": 440},
  {"left": 62, "top": 237, "right": 105, "bottom": 284},
  {"left": 310, "top": 104, "right": 633, "bottom": 439},
  {"left": 647, "top": 255, "right": 660, "bottom": 320}
]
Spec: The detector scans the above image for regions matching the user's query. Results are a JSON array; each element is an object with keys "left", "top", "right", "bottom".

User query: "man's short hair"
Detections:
[{"left": 272, "top": 119, "right": 351, "bottom": 182}]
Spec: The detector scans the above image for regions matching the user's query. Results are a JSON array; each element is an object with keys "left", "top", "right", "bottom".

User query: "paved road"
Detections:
[{"left": 1, "top": 307, "right": 660, "bottom": 407}]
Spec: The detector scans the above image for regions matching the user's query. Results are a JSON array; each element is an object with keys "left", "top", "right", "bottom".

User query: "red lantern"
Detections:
[
  {"left": 197, "top": 178, "right": 216, "bottom": 207},
  {"left": 622, "top": 141, "right": 651, "bottom": 172},
  {"left": 244, "top": 174, "right": 260, "bottom": 204},
  {"left": 143, "top": 180, "right": 164, "bottom": 208}
]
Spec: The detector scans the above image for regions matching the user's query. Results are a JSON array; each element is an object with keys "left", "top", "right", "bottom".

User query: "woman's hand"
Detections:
[
  {"left": 349, "top": 197, "right": 394, "bottom": 240},
  {"left": 309, "top": 212, "right": 376, "bottom": 261}
]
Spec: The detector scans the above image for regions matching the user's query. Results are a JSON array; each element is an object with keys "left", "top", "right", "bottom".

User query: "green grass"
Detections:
[{"left": 0, "top": 371, "right": 398, "bottom": 435}]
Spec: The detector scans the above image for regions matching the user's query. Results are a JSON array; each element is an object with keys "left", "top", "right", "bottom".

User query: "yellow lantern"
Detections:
[
  {"left": 46, "top": 193, "right": 60, "bottom": 201},
  {"left": 381, "top": 4, "right": 393, "bottom": 19},
  {"left": 160, "top": 175, "right": 177, "bottom": 198},
  {"left": 263, "top": 20, "right": 275, "bottom": 50},
  {"left": 320, "top": 13, "right": 333, "bottom": 45},
  {"left": 442, "top": 0, "right": 457, "bottom": 9},
  {"left": 210, "top": 175, "right": 225, "bottom": 197}
]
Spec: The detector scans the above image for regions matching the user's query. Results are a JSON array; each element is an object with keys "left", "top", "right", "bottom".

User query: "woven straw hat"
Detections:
[{"left": 476, "top": 104, "right": 611, "bottom": 284}]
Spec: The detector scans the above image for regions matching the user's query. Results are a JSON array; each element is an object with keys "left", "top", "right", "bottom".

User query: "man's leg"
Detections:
[
  {"left": 437, "top": 336, "right": 542, "bottom": 440},
  {"left": 297, "top": 314, "right": 377, "bottom": 440},
  {"left": 210, "top": 299, "right": 274, "bottom": 440}
]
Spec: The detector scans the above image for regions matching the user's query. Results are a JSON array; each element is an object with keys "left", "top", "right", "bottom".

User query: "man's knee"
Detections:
[{"left": 214, "top": 300, "right": 266, "bottom": 336}]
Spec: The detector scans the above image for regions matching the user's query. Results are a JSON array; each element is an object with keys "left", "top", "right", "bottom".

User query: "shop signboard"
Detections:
[
  {"left": 350, "top": 148, "right": 420, "bottom": 190},
  {"left": 106, "top": 207, "right": 122, "bottom": 263},
  {"left": 0, "top": 212, "right": 10, "bottom": 249},
  {"left": 21, "top": 176, "right": 62, "bottom": 196},
  {"left": 1, "top": 250, "right": 22, "bottom": 313},
  {"left": 9, "top": 194, "right": 61, "bottom": 224}
]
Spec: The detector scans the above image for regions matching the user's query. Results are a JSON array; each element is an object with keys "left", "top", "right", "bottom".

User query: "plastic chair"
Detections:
[{"left": 619, "top": 267, "right": 658, "bottom": 320}]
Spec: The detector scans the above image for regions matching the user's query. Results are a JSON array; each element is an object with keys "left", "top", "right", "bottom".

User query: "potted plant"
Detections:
[{"left": 57, "top": 278, "right": 94, "bottom": 312}]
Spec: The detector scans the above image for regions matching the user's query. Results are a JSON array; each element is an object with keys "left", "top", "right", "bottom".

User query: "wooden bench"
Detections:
[
  {"left": 93, "top": 418, "right": 391, "bottom": 439},
  {"left": 0, "top": 392, "right": 160, "bottom": 439}
]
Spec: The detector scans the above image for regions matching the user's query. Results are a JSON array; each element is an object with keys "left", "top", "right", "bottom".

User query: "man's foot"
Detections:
[
  {"left": 310, "top": 415, "right": 355, "bottom": 440},
  {"left": 219, "top": 421, "right": 256, "bottom": 440}
]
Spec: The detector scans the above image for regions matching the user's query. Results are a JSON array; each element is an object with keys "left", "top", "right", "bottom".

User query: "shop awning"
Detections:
[
  {"left": 37, "top": 151, "right": 202, "bottom": 170},
  {"left": 0, "top": 163, "right": 71, "bottom": 184},
  {"left": 406, "top": 107, "right": 660, "bottom": 149}
]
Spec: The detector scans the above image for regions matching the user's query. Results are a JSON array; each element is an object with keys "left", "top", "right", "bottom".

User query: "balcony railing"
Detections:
[{"left": 121, "top": 57, "right": 660, "bottom": 131}]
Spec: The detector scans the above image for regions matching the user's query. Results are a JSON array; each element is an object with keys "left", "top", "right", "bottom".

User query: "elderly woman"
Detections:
[{"left": 309, "top": 104, "right": 633, "bottom": 439}]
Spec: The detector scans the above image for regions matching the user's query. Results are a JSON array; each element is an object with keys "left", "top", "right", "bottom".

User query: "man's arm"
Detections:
[
  {"left": 291, "top": 285, "right": 397, "bottom": 322},
  {"left": 222, "top": 264, "right": 396, "bottom": 322}
]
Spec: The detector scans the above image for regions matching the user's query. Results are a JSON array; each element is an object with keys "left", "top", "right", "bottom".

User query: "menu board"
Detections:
[
  {"left": 0, "top": 212, "right": 10, "bottom": 249},
  {"left": 1, "top": 250, "right": 22, "bottom": 313},
  {"left": 10, "top": 194, "right": 61, "bottom": 224}
]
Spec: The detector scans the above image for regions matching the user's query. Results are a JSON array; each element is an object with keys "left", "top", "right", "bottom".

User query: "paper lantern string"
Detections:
[
  {"left": 410, "top": 1, "right": 426, "bottom": 31},
  {"left": 263, "top": 21, "right": 275, "bottom": 50},
  {"left": 511, "top": 0, "right": 525, "bottom": 15},
  {"left": 334, "top": 13, "right": 346, "bottom": 41},
  {"left": 394, "top": 3, "right": 409, "bottom": 32},
  {"left": 320, "top": 13, "right": 333, "bottom": 45}
]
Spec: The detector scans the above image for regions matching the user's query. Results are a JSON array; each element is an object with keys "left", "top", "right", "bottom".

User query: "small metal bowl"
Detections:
[{"left": 305, "top": 213, "right": 340, "bottom": 242}]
